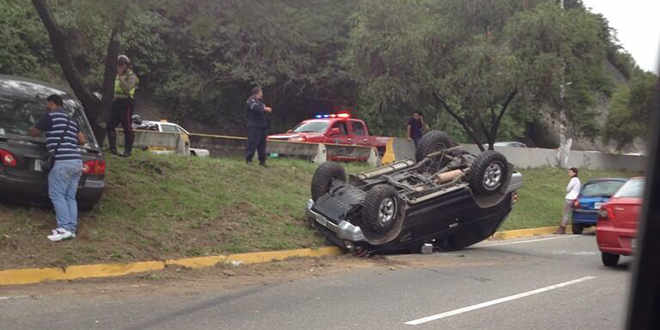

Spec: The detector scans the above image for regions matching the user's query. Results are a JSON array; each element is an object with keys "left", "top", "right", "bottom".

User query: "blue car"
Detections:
[{"left": 572, "top": 178, "right": 627, "bottom": 234}]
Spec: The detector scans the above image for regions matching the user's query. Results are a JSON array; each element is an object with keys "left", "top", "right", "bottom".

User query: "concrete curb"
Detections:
[
  {"left": 490, "top": 225, "right": 573, "bottom": 240},
  {"left": 0, "top": 227, "right": 566, "bottom": 287}
]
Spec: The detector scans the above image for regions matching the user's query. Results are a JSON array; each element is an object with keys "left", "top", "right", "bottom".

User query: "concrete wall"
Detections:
[
  {"left": 116, "top": 130, "right": 187, "bottom": 154},
  {"left": 464, "top": 143, "right": 645, "bottom": 171}
]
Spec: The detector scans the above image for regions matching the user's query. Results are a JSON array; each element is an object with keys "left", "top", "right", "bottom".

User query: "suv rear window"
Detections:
[
  {"left": 581, "top": 180, "right": 626, "bottom": 198},
  {"left": 613, "top": 179, "right": 645, "bottom": 198}
]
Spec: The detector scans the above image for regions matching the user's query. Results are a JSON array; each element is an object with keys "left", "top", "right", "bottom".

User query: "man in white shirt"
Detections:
[{"left": 555, "top": 167, "right": 581, "bottom": 234}]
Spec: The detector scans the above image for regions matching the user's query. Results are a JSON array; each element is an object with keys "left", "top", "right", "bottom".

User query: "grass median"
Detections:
[{"left": 0, "top": 152, "right": 641, "bottom": 269}]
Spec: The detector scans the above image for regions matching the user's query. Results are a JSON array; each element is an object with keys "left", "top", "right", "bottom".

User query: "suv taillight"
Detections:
[
  {"left": 83, "top": 160, "right": 106, "bottom": 175},
  {"left": 0, "top": 149, "right": 17, "bottom": 167}
]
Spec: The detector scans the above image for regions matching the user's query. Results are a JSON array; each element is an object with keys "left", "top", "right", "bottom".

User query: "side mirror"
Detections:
[{"left": 329, "top": 128, "right": 341, "bottom": 136}]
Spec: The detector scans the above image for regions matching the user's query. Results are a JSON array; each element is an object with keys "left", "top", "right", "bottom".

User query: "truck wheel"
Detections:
[
  {"left": 601, "top": 252, "right": 620, "bottom": 267},
  {"left": 415, "top": 130, "right": 457, "bottom": 162},
  {"left": 469, "top": 151, "right": 509, "bottom": 196},
  {"left": 311, "top": 162, "right": 346, "bottom": 201},
  {"left": 362, "top": 184, "right": 399, "bottom": 234}
]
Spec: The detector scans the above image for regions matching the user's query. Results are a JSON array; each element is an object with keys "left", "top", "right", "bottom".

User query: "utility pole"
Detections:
[{"left": 556, "top": 0, "right": 572, "bottom": 168}]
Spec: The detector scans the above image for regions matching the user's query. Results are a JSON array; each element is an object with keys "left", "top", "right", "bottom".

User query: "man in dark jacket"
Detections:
[{"left": 245, "top": 87, "right": 272, "bottom": 166}]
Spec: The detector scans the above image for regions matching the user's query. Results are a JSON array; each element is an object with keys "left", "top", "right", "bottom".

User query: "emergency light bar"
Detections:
[{"left": 314, "top": 113, "right": 351, "bottom": 119}]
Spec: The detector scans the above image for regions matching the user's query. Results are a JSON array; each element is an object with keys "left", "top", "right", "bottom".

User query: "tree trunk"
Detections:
[
  {"left": 433, "top": 93, "right": 485, "bottom": 151},
  {"left": 32, "top": 0, "right": 125, "bottom": 146},
  {"left": 97, "top": 25, "right": 123, "bottom": 146}
]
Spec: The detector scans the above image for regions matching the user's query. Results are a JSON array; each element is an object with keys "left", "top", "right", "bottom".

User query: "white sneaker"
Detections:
[{"left": 47, "top": 228, "right": 75, "bottom": 241}]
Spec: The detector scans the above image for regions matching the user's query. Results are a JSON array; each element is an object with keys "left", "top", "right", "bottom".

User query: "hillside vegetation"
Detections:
[{"left": 2, "top": 0, "right": 655, "bottom": 150}]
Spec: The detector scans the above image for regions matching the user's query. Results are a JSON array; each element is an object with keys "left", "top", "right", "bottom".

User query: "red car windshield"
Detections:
[{"left": 613, "top": 178, "right": 645, "bottom": 198}]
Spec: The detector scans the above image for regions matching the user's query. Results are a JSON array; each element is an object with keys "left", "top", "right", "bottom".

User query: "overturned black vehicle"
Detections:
[{"left": 306, "top": 131, "right": 523, "bottom": 254}]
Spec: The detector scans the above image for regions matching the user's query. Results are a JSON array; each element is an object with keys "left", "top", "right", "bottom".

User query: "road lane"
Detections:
[{"left": 1, "top": 235, "right": 633, "bottom": 330}]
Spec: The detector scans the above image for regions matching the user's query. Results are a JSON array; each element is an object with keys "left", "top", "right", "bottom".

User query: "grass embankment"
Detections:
[
  {"left": 0, "top": 152, "right": 641, "bottom": 269},
  {"left": 0, "top": 152, "right": 367, "bottom": 269}
]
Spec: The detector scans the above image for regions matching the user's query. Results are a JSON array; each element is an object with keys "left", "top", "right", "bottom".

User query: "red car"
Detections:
[{"left": 596, "top": 177, "right": 645, "bottom": 267}]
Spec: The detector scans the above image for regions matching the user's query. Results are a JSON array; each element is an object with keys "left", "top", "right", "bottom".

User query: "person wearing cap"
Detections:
[{"left": 107, "top": 54, "right": 139, "bottom": 157}]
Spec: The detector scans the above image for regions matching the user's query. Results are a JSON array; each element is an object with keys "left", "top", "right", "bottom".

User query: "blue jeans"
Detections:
[{"left": 48, "top": 159, "right": 82, "bottom": 232}]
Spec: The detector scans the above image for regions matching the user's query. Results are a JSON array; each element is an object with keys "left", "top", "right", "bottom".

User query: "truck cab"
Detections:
[{"left": 268, "top": 114, "right": 388, "bottom": 151}]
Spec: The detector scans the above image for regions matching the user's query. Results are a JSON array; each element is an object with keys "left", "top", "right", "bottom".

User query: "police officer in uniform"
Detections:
[
  {"left": 245, "top": 87, "right": 272, "bottom": 166},
  {"left": 107, "top": 54, "right": 139, "bottom": 157}
]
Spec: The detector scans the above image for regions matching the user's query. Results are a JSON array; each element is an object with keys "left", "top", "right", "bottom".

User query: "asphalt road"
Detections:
[{"left": 1, "top": 234, "right": 634, "bottom": 330}]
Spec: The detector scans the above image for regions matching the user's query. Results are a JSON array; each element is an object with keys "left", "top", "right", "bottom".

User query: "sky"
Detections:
[{"left": 581, "top": 0, "right": 660, "bottom": 73}]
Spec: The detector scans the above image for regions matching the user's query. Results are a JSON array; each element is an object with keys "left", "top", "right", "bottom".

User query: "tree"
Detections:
[
  {"left": 605, "top": 72, "right": 659, "bottom": 149},
  {"left": 347, "top": 0, "right": 607, "bottom": 151},
  {"left": 31, "top": 0, "right": 133, "bottom": 144},
  {"left": 505, "top": 2, "right": 608, "bottom": 165}
]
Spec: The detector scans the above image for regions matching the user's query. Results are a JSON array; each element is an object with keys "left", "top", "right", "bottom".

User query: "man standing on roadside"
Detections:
[
  {"left": 245, "top": 87, "right": 272, "bottom": 167},
  {"left": 30, "top": 94, "right": 87, "bottom": 241},
  {"left": 407, "top": 111, "right": 425, "bottom": 147},
  {"left": 107, "top": 54, "right": 139, "bottom": 157}
]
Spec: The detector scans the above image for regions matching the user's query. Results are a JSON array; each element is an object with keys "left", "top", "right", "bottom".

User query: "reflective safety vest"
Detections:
[{"left": 114, "top": 70, "right": 139, "bottom": 99}]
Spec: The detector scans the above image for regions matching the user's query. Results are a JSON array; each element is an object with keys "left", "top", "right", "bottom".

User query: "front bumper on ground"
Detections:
[{"left": 305, "top": 199, "right": 366, "bottom": 243}]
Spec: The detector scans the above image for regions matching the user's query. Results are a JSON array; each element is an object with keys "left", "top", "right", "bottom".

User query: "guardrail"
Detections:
[{"left": 190, "top": 133, "right": 381, "bottom": 166}]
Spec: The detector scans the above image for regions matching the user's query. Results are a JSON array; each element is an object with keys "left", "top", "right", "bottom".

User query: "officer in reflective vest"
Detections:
[{"left": 107, "top": 54, "right": 139, "bottom": 157}]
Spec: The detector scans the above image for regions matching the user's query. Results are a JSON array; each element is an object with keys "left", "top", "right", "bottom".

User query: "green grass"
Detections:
[
  {"left": 502, "top": 167, "right": 642, "bottom": 230},
  {"left": 0, "top": 152, "right": 641, "bottom": 269},
  {"left": 0, "top": 152, "right": 368, "bottom": 268}
]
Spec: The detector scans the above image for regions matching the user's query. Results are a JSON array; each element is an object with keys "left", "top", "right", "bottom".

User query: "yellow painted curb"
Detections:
[
  {"left": 0, "top": 247, "right": 343, "bottom": 286},
  {"left": 165, "top": 256, "right": 228, "bottom": 269},
  {"left": 491, "top": 225, "right": 573, "bottom": 240},
  {"left": 61, "top": 261, "right": 165, "bottom": 280},
  {"left": 226, "top": 247, "right": 343, "bottom": 265},
  {"left": 0, "top": 267, "right": 65, "bottom": 286}
]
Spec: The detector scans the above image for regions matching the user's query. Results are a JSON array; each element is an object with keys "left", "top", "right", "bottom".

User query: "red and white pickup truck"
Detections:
[{"left": 268, "top": 114, "right": 390, "bottom": 155}]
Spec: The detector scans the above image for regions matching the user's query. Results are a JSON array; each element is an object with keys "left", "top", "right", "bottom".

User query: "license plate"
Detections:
[
  {"left": 34, "top": 159, "right": 43, "bottom": 172},
  {"left": 594, "top": 202, "right": 604, "bottom": 210}
]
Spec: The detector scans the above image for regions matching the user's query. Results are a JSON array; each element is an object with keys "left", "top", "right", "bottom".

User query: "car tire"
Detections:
[
  {"left": 362, "top": 184, "right": 399, "bottom": 234},
  {"left": 311, "top": 162, "right": 346, "bottom": 201},
  {"left": 469, "top": 151, "right": 509, "bottom": 196},
  {"left": 415, "top": 130, "right": 457, "bottom": 162},
  {"left": 572, "top": 223, "right": 584, "bottom": 235},
  {"left": 601, "top": 252, "right": 620, "bottom": 267}
]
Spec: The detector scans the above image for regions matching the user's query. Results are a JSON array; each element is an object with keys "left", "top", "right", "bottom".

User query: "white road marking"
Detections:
[
  {"left": 0, "top": 295, "right": 28, "bottom": 301},
  {"left": 405, "top": 276, "right": 596, "bottom": 326},
  {"left": 478, "top": 236, "right": 577, "bottom": 247}
]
